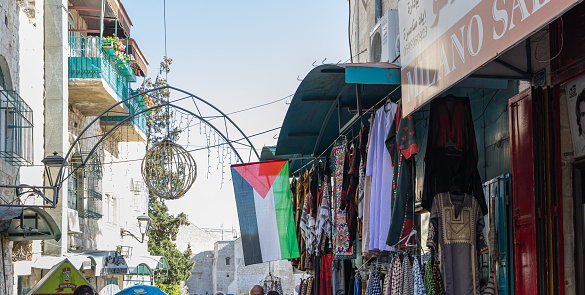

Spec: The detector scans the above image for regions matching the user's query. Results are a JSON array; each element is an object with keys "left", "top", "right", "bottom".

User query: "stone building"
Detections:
[{"left": 0, "top": 0, "right": 163, "bottom": 294}]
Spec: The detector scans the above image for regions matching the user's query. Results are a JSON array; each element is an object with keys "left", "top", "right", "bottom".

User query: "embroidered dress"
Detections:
[
  {"left": 427, "top": 193, "right": 488, "bottom": 295},
  {"left": 331, "top": 138, "right": 354, "bottom": 259},
  {"left": 366, "top": 105, "right": 397, "bottom": 251},
  {"left": 385, "top": 107, "right": 418, "bottom": 246}
]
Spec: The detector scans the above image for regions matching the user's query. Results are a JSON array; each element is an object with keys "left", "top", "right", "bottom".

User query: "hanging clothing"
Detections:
[
  {"left": 315, "top": 181, "right": 332, "bottom": 254},
  {"left": 385, "top": 254, "right": 395, "bottom": 295},
  {"left": 366, "top": 104, "right": 398, "bottom": 251},
  {"left": 401, "top": 256, "right": 414, "bottom": 295},
  {"left": 362, "top": 116, "right": 374, "bottom": 254},
  {"left": 421, "top": 97, "right": 487, "bottom": 215},
  {"left": 331, "top": 138, "right": 355, "bottom": 259},
  {"left": 365, "top": 271, "right": 382, "bottom": 295},
  {"left": 390, "top": 254, "right": 403, "bottom": 295},
  {"left": 341, "top": 144, "right": 359, "bottom": 248},
  {"left": 413, "top": 256, "right": 427, "bottom": 295},
  {"left": 385, "top": 107, "right": 418, "bottom": 246},
  {"left": 427, "top": 193, "right": 488, "bottom": 295},
  {"left": 357, "top": 125, "right": 369, "bottom": 220},
  {"left": 332, "top": 260, "right": 346, "bottom": 295},
  {"left": 321, "top": 254, "right": 333, "bottom": 295},
  {"left": 354, "top": 275, "right": 362, "bottom": 295}
]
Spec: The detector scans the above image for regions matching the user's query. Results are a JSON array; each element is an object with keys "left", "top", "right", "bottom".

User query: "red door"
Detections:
[{"left": 509, "top": 88, "right": 538, "bottom": 294}]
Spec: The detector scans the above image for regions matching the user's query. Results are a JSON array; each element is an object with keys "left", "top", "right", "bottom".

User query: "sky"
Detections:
[{"left": 121, "top": 1, "right": 351, "bottom": 230}]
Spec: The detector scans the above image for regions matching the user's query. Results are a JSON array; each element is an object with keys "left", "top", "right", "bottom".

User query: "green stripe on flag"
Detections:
[{"left": 272, "top": 162, "right": 300, "bottom": 259}]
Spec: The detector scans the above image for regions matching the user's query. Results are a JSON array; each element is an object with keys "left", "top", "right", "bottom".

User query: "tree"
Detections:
[{"left": 143, "top": 56, "right": 195, "bottom": 286}]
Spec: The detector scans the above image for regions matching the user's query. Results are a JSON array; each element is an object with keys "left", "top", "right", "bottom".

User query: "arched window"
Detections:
[{"left": 225, "top": 257, "right": 230, "bottom": 265}]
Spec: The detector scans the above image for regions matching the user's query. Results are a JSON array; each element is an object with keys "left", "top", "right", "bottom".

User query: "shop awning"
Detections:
[
  {"left": 126, "top": 256, "right": 169, "bottom": 276},
  {"left": 6, "top": 208, "right": 62, "bottom": 242},
  {"left": 69, "top": 250, "right": 129, "bottom": 275},
  {"left": 275, "top": 63, "right": 401, "bottom": 158}
]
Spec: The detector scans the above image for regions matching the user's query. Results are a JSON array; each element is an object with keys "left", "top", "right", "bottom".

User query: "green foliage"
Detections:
[
  {"left": 145, "top": 56, "right": 194, "bottom": 285},
  {"left": 155, "top": 283, "right": 182, "bottom": 295},
  {"left": 148, "top": 196, "right": 194, "bottom": 285}
]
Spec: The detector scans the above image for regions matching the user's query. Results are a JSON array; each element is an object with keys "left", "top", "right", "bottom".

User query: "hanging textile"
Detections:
[
  {"left": 354, "top": 275, "right": 362, "bottom": 295},
  {"left": 332, "top": 260, "right": 346, "bottom": 295},
  {"left": 365, "top": 271, "right": 382, "bottom": 295},
  {"left": 231, "top": 160, "right": 299, "bottom": 265},
  {"left": 357, "top": 125, "right": 369, "bottom": 220},
  {"left": 341, "top": 144, "right": 360, "bottom": 248},
  {"left": 306, "top": 276, "right": 314, "bottom": 295},
  {"left": 401, "top": 255, "right": 414, "bottom": 295},
  {"left": 331, "top": 137, "right": 355, "bottom": 259},
  {"left": 320, "top": 254, "right": 333, "bottom": 295},
  {"left": 390, "top": 254, "right": 403, "bottom": 295},
  {"left": 413, "top": 256, "right": 427, "bottom": 295},
  {"left": 385, "top": 107, "right": 418, "bottom": 246},
  {"left": 385, "top": 255, "right": 395, "bottom": 295},
  {"left": 366, "top": 104, "right": 398, "bottom": 251},
  {"left": 362, "top": 115, "right": 375, "bottom": 254},
  {"left": 315, "top": 181, "right": 332, "bottom": 253},
  {"left": 427, "top": 193, "right": 488, "bottom": 295},
  {"left": 421, "top": 96, "right": 487, "bottom": 215}
]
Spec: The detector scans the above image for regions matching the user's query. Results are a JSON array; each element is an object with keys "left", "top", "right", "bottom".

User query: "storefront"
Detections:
[{"left": 266, "top": 0, "right": 585, "bottom": 294}]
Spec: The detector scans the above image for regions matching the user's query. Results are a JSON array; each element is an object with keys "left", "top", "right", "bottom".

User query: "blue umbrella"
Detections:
[{"left": 115, "top": 285, "right": 167, "bottom": 295}]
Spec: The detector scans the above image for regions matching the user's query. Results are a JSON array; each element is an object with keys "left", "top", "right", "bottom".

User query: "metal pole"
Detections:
[
  {"left": 99, "top": 0, "right": 104, "bottom": 39},
  {"left": 115, "top": 18, "right": 118, "bottom": 38}
]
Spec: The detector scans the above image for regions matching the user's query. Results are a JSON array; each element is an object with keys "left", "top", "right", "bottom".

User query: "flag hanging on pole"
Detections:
[{"left": 231, "top": 159, "right": 299, "bottom": 265}]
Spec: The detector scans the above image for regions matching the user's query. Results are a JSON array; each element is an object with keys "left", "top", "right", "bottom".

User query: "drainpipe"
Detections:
[
  {"left": 99, "top": 0, "right": 104, "bottom": 39},
  {"left": 375, "top": 0, "right": 382, "bottom": 22}
]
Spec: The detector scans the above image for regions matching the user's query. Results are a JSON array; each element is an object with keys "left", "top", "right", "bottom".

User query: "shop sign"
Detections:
[
  {"left": 32, "top": 259, "right": 94, "bottom": 295},
  {"left": 399, "top": 0, "right": 580, "bottom": 116},
  {"left": 565, "top": 74, "right": 585, "bottom": 158},
  {"left": 102, "top": 251, "right": 129, "bottom": 275}
]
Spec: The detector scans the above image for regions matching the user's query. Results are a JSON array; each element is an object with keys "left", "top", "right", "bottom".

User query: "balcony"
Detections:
[
  {"left": 68, "top": 36, "right": 147, "bottom": 142},
  {"left": 100, "top": 92, "right": 147, "bottom": 142},
  {"left": 0, "top": 90, "right": 33, "bottom": 166}
]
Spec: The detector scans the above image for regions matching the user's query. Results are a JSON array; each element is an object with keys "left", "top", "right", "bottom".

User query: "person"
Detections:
[
  {"left": 266, "top": 291, "right": 279, "bottom": 295},
  {"left": 214, "top": 292, "right": 225, "bottom": 295},
  {"left": 250, "top": 285, "right": 264, "bottom": 295},
  {"left": 73, "top": 285, "right": 94, "bottom": 295}
]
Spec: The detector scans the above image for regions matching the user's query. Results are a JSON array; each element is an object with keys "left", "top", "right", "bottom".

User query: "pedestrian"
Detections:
[
  {"left": 73, "top": 285, "right": 94, "bottom": 295},
  {"left": 250, "top": 285, "right": 264, "bottom": 295},
  {"left": 215, "top": 292, "right": 225, "bottom": 295},
  {"left": 266, "top": 291, "right": 279, "bottom": 295}
]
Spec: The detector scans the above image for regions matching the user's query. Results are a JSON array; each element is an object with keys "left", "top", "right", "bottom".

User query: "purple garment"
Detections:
[{"left": 366, "top": 104, "right": 397, "bottom": 251}]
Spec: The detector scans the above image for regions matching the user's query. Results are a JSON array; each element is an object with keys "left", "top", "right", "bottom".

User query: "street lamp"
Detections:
[
  {"left": 41, "top": 151, "right": 67, "bottom": 187},
  {"left": 121, "top": 213, "right": 152, "bottom": 243}
]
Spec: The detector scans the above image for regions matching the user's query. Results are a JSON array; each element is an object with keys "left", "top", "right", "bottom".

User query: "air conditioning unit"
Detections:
[
  {"left": 68, "top": 208, "right": 82, "bottom": 234},
  {"left": 369, "top": 9, "right": 400, "bottom": 64}
]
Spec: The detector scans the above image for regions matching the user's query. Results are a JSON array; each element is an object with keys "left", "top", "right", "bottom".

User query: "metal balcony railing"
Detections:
[
  {"left": 69, "top": 36, "right": 146, "bottom": 136},
  {"left": 0, "top": 90, "right": 33, "bottom": 166}
]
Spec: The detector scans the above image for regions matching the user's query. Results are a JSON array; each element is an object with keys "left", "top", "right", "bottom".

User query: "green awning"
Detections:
[
  {"left": 126, "top": 256, "right": 169, "bottom": 276},
  {"left": 7, "top": 208, "right": 62, "bottom": 242}
]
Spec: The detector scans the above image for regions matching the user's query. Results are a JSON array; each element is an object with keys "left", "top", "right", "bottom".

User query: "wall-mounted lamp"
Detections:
[{"left": 120, "top": 213, "right": 152, "bottom": 243}]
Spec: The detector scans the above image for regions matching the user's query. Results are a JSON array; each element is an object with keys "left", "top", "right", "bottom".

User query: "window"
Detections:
[{"left": 225, "top": 257, "right": 230, "bottom": 265}]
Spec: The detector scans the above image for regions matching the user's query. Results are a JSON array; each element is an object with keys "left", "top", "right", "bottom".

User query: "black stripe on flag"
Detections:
[{"left": 231, "top": 167, "right": 263, "bottom": 265}]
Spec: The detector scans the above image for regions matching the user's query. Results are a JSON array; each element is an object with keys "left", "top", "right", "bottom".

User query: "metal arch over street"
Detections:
[{"left": 7, "top": 85, "right": 260, "bottom": 209}]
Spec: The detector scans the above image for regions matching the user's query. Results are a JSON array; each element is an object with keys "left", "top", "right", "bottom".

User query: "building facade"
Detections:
[{"left": 0, "top": 0, "right": 162, "bottom": 294}]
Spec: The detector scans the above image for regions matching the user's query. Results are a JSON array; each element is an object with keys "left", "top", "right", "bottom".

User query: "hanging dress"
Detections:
[
  {"left": 331, "top": 137, "right": 355, "bottom": 259},
  {"left": 366, "top": 104, "right": 397, "bottom": 251}
]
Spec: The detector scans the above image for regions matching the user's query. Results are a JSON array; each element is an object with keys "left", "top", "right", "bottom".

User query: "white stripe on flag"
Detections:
[{"left": 253, "top": 186, "right": 281, "bottom": 262}]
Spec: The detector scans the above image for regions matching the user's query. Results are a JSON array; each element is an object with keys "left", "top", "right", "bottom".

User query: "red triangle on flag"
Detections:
[{"left": 232, "top": 160, "right": 287, "bottom": 199}]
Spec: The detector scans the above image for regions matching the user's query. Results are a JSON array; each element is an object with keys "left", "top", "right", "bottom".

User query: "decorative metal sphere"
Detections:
[{"left": 141, "top": 140, "right": 197, "bottom": 200}]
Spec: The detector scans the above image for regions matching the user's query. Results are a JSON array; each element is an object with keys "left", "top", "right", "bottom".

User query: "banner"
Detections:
[
  {"left": 231, "top": 160, "right": 299, "bottom": 265},
  {"left": 400, "top": 0, "right": 580, "bottom": 116}
]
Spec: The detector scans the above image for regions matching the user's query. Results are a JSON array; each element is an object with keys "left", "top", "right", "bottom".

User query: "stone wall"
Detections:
[
  {"left": 349, "top": 0, "right": 398, "bottom": 63},
  {"left": 186, "top": 251, "right": 214, "bottom": 295},
  {"left": 213, "top": 241, "right": 235, "bottom": 294}
]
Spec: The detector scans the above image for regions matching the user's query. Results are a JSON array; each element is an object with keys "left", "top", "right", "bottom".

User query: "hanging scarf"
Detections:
[
  {"left": 390, "top": 255, "right": 403, "bottom": 295},
  {"left": 365, "top": 271, "right": 382, "bottom": 295},
  {"left": 401, "top": 255, "right": 414, "bottom": 295},
  {"left": 413, "top": 256, "right": 427, "bottom": 295}
]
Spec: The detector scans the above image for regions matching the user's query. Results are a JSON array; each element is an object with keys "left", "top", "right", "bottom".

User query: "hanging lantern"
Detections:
[{"left": 141, "top": 140, "right": 196, "bottom": 200}]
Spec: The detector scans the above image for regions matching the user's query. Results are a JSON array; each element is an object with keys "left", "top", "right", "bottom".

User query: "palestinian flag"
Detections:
[{"left": 231, "top": 159, "right": 299, "bottom": 265}]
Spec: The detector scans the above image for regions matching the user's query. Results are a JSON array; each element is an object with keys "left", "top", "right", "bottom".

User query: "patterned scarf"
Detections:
[
  {"left": 401, "top": 255, "right": 414, "bottom": 295},
  {"left": 365, "top": 271, "right": 382, "bottom": 295}
]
